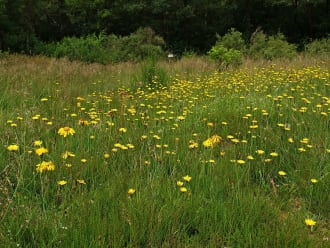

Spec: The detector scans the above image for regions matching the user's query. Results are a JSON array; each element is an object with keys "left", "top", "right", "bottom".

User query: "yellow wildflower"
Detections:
[
  {"left": 58, "top": 180, "right": 67, "bottom": 186},
  {"left": 35, "top": 147, "right": 48, "bottom": 156},
  {"left": 247, "top": 155, "right": 254, "bottom": 160},
  {"left": 78, "top": 119, "right": 89, "bottom": 126},
  {"left": 256, "top": 150, "right": 265, "bottom": 155},
  {"left": 305, "top": 218, "right": 316, "bottom": 226},
  {"left": 7, "top": 144, "right": 19, "bottom": 151},
  {"left": 202, "top": 138, "right": 213, "bottom": 148},
  {"left": 278, "top": 171, "right": 287, "bottom": 176},
  {"left": 270, "top": 152, "right": 278, "bottom": 157},
  {"left": 188, "top": 141, "right": 198, "bottom": 149},
  {"left": 176, "top": 181, "right": 184, "bottom": 186},
  {"left": 183, "top": 175, "right": 192, "bottom": 182},
  {"left": 311, "top": 178, "right": 318, "bottom": 184},
  {"left": 58, "top": 126, "right": 75, "bottom": 137},
  {"left": 77, "top": 179, "right": 86, "bottom": 185},
  {"left": 128, "top": 188, "right": 136, "bottom": 195},
  {"left": 119, "top": 127, "right": 127, "bottom": 133},
  {"left": 36, "top": 161, "right": 55, "bottom": 173},
  {"left": 62, "top": 151, "right": 75, "bottom": 159},
  {"left": 34, "top": 140, "right": 43, "bottom": 146},
  {"left": 180, "top": 187, "right": 187, "bottom": 193}
]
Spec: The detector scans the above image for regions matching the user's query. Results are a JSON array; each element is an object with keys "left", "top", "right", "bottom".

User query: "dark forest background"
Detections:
[{"left": 0, "top": 0, "right": 329, "bottom": 55}]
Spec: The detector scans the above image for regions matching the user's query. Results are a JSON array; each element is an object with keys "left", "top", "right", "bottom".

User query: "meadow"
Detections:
[{"left": 0, "top": 54, "right": 329, "bottom": 247}]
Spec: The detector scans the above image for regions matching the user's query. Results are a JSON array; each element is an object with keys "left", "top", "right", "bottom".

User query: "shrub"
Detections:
[
  {"left": 118, "top": 27, "right": 165, "bottom": 62},
  {"left": 249, "top": 30, "right": 267, "bottom": 59},
  {"left": 38, "top": 33, "right": 110, "bottom": 63},
  {"left": 208, "top": 45, "right": 242, "bottom": 69},
  {"left": 249, "top": 30, "right": 297, "bottom": 60},
  {"left": 208, "top": 28, "right": 244, "bottom": 69},
  {"left": 35, "top": 27, "right": 166, "bottom": 64},
  {"left": 263, "top": 33, "right": 297, "bottom": 59},
  {"left": 216, "top": 28, "right": 246, "bottom": 52},
  {"left": 305, "top": 37, "right": 330, "bottom": 55}
]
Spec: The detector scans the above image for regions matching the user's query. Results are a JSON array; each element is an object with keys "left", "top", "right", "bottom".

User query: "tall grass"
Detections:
[{"left": 0, "top": 54, "right": 329, "bottom": 247}]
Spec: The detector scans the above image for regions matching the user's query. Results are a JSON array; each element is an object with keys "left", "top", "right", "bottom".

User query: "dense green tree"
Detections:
[{"left": 0, "top": 0, "right": 329, "bottom": 54}]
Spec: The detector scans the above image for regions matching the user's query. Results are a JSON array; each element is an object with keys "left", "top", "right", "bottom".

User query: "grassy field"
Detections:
[{"left": 0, "top": 54, "right": 329, "bottom": 247}]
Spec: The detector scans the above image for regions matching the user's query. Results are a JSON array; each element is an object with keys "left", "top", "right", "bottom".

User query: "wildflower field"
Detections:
[{"left": 0, "top": 55, "right": 329, "bottom": 247}]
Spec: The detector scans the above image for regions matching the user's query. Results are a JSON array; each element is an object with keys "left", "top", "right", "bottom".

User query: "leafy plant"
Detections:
[
  {"left": 208, "top": 45, "right": 243, "bottom": 69},
  {"left": 36, "top": 28, "right": 165, "bottom": 64},
  {"left": 208, "top": 28, "right": 245, "bottom": 69},
  {"left": 216, "top": 28, "right": 246, "bottom": 52},
  {"left": 305, "top": 37, "right": 330, "bottom": 55},
  {"left": 249, "top": 30, "right": 297, "bottom": 60},
  {"left": 249, "top": 29, "right": 268, "bottom": 59}
]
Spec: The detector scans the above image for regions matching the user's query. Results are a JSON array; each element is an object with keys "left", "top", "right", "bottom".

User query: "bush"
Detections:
[
  {"left": 117, "top": 27, "right": 165, "bottom": 62},
  {"left": 249, "top": 30, "right": 297, "bottom": 60},
  {"left": 305, "top": 37, "right": 330, "bottom": 55},
  {"left": 249, "top": 30, "right": 267, "bottom": 59},
  {"left": 216, "top": 28, "right": 246, "bottom": 52},
  {"left": 35, "top": 27, "right": 166, "bottom": 64},
  {"left": 208, "top": 29, "right": 244, "bottom": 69},
  {"left": 208, "top": 45, "right": 242, "bottom": 69}
]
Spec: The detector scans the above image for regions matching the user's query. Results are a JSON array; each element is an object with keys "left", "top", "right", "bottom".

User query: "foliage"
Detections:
[
  {"left": 114, "top": 27, "right": 165, "bottom": 62},
  {"left": 1, "top": 0, "right": 330, "bottom": 54},
  {"left": 208, "top": 29, "right": 244, "bottom": 68},
  {"left": 208, "top": 45, "right": 243, "bottom": 69},
  {"left": 249, "top": 30, "right": 297, "bottom": 60},
  {"left": 38, "top": 33, "right": 108, "bottom": 63},
  {"left": 216, "top": 28, "right": 246, "bottom": 52},
  {"left": 249, "top": 29, "right": 268, "bottom": 59},
  {"left": 305, "top": 37, "right": 330, "bottom": 55},
  {"left": 36, "top": 28, "right": 165, "bottom": 64}
]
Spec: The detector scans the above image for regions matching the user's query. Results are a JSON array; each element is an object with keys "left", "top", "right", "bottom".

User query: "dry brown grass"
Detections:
[
  {"left": 241, "top": 55, "right": 330, "bottom": 71},
  {"left": 1, "top": 54, "right": 329, "bottom": 90}
]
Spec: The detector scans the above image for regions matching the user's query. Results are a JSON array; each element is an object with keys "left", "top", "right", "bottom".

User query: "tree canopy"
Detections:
[{"left": 0, "top": 0, "right": 329, "bottom": 54}]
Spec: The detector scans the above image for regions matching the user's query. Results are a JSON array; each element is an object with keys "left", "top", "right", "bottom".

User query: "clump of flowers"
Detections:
[
  {"left": 176, "top": 175, "right": 192, "bottom": 193},
  {"left": 62, "top": 151, "right": 75, "bottom": 159},
  {"left": 203, "top": 134, "right": 222, "bottom": 148},
  {"left": 78, "top": 119, "right": 89, "bottom": 126},
  {"left": 36, "top": 161, "right": 55, "bottom": 173},
  {"left": 188, "top": 140, "right": 198, "bottom": 149}
]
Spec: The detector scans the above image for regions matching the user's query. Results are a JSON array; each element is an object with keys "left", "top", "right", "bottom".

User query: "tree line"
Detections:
[{"left": 0, "top": 0, "right": 329, "bottom": 54}]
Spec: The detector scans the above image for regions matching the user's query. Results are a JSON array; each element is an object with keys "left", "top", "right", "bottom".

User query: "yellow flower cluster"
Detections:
[
  {"left": 202, "top": 134, "right": 222, "bottom": 148},
  {"left": 36, "top": 161, "right": 55, "bottom": 173}
]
